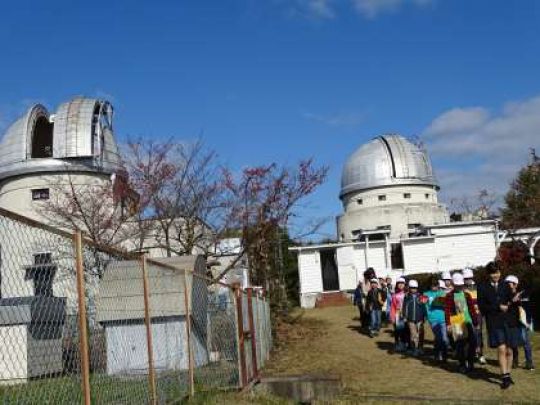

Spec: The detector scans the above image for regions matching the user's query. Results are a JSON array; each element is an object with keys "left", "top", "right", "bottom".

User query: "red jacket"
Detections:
[{"left": 444, "top": 290, "right": 478, "bottom": 327}]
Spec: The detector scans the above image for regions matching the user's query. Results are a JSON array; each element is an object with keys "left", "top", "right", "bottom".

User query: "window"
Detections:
[
  {"left": 425, "top": 193, "right": 430, "bottom": 200},
  {"left": 403, "top": 193, "right": 411, "bottom": 199},
  {"left": 378, "top": 195, "right": 386, "bottom": 201},
  {"left": 357, "top": 198, "right": 363, "bottom": 205},
  {"left": 32, "top": 188, "right": 50, "bottom": 201}
]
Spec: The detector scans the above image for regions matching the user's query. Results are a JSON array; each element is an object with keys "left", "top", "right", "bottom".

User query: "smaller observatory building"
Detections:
[{"left": 292, "top": 134, "right": 503, "bottom": 308}]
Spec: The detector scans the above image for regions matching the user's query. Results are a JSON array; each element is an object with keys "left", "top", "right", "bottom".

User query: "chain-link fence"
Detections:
[{"left": 0, "top": 208, "right": 272, "bottom": 404}]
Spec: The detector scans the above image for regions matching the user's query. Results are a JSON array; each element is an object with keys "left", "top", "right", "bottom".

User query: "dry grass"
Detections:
[{"left": 262, "top": 306, "right": 540, "bottom": 404}]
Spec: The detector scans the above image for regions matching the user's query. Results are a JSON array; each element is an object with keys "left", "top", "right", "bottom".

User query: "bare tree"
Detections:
[
  {"left": 216, "top": 159, "right": 328, "bottom": 306},
  {"left": 125, "top": 139, "right": 225, "bottom": 257},
  {"left": 449, "top": 188, "right": 498, "bottom": 221},
  {"left": 39, "top": 171, "right": 139, "bottom": 248}
]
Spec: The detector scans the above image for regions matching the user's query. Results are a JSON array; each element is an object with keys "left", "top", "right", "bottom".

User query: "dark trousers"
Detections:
[{"left": 456, "top": 323, "right": 477, "bottom": 367}]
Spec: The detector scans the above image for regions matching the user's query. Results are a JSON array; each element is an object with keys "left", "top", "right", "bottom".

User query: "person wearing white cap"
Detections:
[
  {"left": 402, "top": 280, "right": 426, "bottom": 356},
  {"left": 505, "top": 276, "right": 535, "bottom": 371},
  {"left": 366, "top": 278, "right": 384, "bottom": 338},
  {"left": 424, "top": 277, "right": 449, "bottom": 362},
  {"left": 390, "top": 277, "right": 407, "bottom": 352},
  {"left": 441, "top": 271, "right": 453, "bottom": 290},
  {"left": 462, "top": 267, "right": 486, "bottom": 365},
  {"left": 445, "top": 273, "right": 478, "bottom": 374}
]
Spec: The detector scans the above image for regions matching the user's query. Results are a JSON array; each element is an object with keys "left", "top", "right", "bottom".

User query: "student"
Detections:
[
  {"left": 506, "top": 276, "right": 535, "bottom": 371},
  {"left": 390, "top": 277, "right": 407, "bottom": 352},
  {"left": 385, "top": 277, "right": 393, "bottom": 325},
  {"left": 379, "top": 277, "right": 390, "bottom": 326},
  {"left": 441, "top": 271, "right": 453, "bottom": 291},
  {"left": 353, "top": 281, "right": 364, "bottom": 323},
  {"left": 478, "top": 262, "right": 521, "bottom": 389},
  {"left": 361, "top": 268, "right": 376, "bottom": 330},
  {"left": 463, "top": 268, "right": 486, "bottom": 365},
  {"left": 445, "top": 273, "right": 478, "bottom": 373},
  {"left": 366, "top": 278, "right": 384, "bottom": 337},
  {"left": 424, "top": 278, "right": 448, "bottom": 362},
  {"left": 402, "top": 280, "right": 426, "bottom": 356}
]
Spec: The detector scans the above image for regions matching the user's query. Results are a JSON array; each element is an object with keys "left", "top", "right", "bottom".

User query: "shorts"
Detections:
[{"left": 487, "top": 324, "right": 522, "bottom": 349}]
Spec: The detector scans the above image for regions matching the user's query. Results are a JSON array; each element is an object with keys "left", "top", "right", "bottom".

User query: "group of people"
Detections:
[{"left": 353, "top": 262, "right": 535, "bottom": 389}]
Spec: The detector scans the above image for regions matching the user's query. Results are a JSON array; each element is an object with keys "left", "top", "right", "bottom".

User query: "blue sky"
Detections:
[{"left": 1, "top": 1, "right": 539, "bottom": 239}]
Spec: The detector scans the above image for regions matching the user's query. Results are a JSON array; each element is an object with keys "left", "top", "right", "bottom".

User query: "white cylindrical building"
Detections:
[{"left": 337, "top": 134, "right": 449, "bottom": 241}]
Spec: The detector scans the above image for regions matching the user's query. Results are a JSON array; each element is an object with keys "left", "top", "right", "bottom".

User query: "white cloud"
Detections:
[
  {"left": 422, "top": 95, "right": 540, "bottom": 202},
  {"left": 352, "top": 0, "right": 433, "bottom": 18},
  {"left": 303, "top": 110, "right": 365, "bottom": 127},
  {"left": 288, "top": 0, "right": 336, "bottom": 20}
]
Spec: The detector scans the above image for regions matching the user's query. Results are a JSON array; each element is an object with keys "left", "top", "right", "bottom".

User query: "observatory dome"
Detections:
[
  {"left": 0, "top": 97, "right": 121, "bottom": 181},
  {"left": 340, "top": 134, "right": 438, "bottom": 199}
]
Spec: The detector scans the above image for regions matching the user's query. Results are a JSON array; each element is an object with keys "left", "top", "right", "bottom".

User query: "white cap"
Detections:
[
  {"left": 370, "top": 278, "right": 379, "bottom": 284},
  {"left": 396, "top": 277, "right": 406, "bottom": 284},
  {"left": 452, "top": 273, "right": 465, "bottom": 286},
  {"left": 442, "top": 271, "right": 452, "bottom": 280},
  {"left": 462, "top": 268, "right": 474, "bottom": 279},
  {"left": 408, "top": 280, "right": 419, "bottom": 288},
  {"left": 438, "top": 280, "right": 446, "bottom": 289},
  {"left": 505, "top": 275, "right": 519, "bottom": 285}
]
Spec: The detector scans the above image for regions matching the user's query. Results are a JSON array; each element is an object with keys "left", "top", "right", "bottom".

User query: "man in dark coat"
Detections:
[{"left": 478, "top": 261, "right": 521, "bottom": 389}]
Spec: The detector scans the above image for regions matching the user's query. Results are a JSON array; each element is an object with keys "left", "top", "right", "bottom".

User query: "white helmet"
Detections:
[
  {"left": 396, "top": 277, "right": 406, "bottom": 284},
  {"left": 408, "top": 280, "right": 419, "bottom": 288},
  {"left": 441, "top": 271, "right": 452, "bottom": 281},
  {"left": 462, "top": 268, "right": 474, "bottom": 279},
  {"left": 452, "top": 273, "right": 465, "bottom": 286},
  {"left": 505, "top": 275, "right": 519, "bottom": 285}
]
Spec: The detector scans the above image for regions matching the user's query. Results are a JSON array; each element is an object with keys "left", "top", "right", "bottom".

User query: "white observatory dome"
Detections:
[{"left": 340, "top": 134, "right": 438, "bottom": 199}]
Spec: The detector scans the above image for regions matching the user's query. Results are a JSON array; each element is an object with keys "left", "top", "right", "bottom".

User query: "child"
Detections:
[
  {"left": 506, "top": 276, "right": 535, "bottom": 371},
  {"left": 390, "top": 277, "right": 407, "bottom": 352},
  {"left": 424, "top": 278, "right": 448, "bottom": 362},
  {"left": 353, "top": 280, "right": 364, "bottom": 323},
  {"left": 366, "top": 278, "right": 384, "bottom": 337},
  {"left": 402, "top": 279, "right": 426, "bottom": 356},
  {"left": 445, "top": 273, "right": 478, "bottom": 373},
  {"left": 463, "top": 268, "right": 486, "bottom": 365}
]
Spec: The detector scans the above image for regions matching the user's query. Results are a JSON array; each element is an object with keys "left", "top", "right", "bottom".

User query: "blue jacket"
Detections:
[{"left": 424, "top": 290, "right": 446, "bottom": 325}]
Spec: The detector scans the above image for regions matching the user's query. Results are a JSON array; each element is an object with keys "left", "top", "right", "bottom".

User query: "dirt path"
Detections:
[{"left": 263, "top": 306, "right": 540, "bottom": 403}]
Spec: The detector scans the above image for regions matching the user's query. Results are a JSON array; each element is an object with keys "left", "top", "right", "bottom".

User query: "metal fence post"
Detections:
[
  {"left": 183, "top": 271, "right": 195, "bottom": 397},
  {"left": 74, "top": 231, "right": 91, "bottom": 405},
  {"left": 234, "top": 285, "right": 248, "bottom": 388},
  {"left": 246, "top": 288, "right": 259, "bottom": 381},
  {"left": 141, "top": 254, "right": 157, "bottom": 405}
]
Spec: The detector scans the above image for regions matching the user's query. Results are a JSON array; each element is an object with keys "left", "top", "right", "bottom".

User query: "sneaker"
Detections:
[
  {"left": 458, "top": 365, "right": 468, "bottom": 374},
  {"left": 525, "top": 362, "right": 535, "bottom": 371},
  {"left": 501, "top": 377, "right": 511, "bottom": 390},
  {"left": 479, "top": 356, "right": 487, "bottom": 365}
]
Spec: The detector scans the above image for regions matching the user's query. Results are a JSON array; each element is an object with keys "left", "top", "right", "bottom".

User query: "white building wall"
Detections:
[
  {"left": 402, "top": 238, "right": 437, "bottom": 274},
  {"left": 298, "top": 251, "right": 322, "bottom": 294},
  {"left": 434, "top": 233, "right": 497, "bottom": 272},
  {"left": 0, "top": 326, "right": 27, "bottom": 382},
  {"left": 336, "top": 246, "right": 357, "bottom": 291}
]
